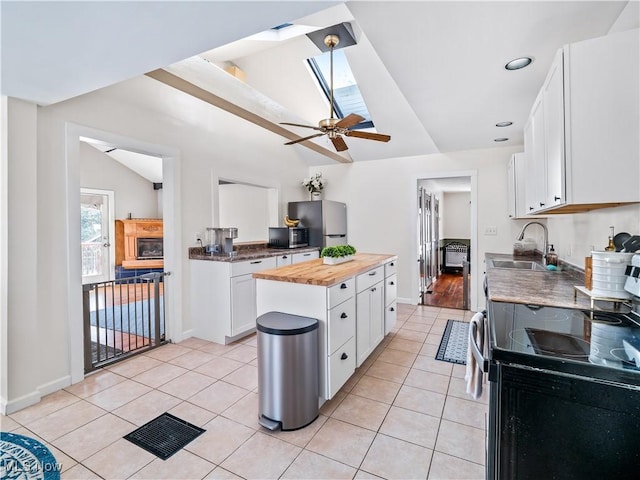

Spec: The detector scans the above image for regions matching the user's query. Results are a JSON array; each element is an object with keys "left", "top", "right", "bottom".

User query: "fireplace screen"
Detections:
[{"left": 137, "top": 238, "right": 163, "bottom": 259}]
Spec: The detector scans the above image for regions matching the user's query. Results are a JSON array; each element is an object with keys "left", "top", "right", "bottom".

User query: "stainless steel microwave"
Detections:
[{"left": 268, "top": 227, "right": 309, "bottom": 249}]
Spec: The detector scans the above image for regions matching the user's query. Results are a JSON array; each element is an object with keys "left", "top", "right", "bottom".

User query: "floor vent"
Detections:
[{"left": 123, "top": 413, "right": 205, "bottom": 460}]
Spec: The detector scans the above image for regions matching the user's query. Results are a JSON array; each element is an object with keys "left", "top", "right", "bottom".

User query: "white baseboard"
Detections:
[
  {"left": 38, "top": 375, "right": 72, "bottom": 396},
  {"left": 397, "top": 297, "right": 416, "bottom": 305},
  {"left": 176, "top": 329, "right": 194, "bottom": 343},
  {"left": 2, "top": 390, "right": 41, "bottom": 415}
]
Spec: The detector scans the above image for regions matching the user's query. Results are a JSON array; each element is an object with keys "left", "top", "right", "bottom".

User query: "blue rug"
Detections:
[
  {"left": 435, "top": 319, "right": 469, "bottom": 365},
  {"left": 1, "top": 431, "right": 60, "bottom": 479},
  {"left": 90, "top": 298, "right": 164, "bottom": 337}
]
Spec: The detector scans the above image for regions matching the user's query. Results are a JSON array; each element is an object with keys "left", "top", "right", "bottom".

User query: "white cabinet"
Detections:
[
  {"left": 508, "top": 153, "right": 531, "bottom": 219},
  {"left": 524, "top": 92, "right": 547, "bottom": 214},
  {"left": 191, "top": 256, "right": 277, "bottom": 344},
  {"left": 524, "top": 28, "right": 639, "bottom": 214},
  {"left": 384, "top": 259, "right": 398, "bottom": 334},
  {"left": 356, "top": 267, "right": 384, "bottom": 367}
]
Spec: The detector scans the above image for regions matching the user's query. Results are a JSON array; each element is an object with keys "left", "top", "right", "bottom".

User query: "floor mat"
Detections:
[
  {"left": 123, "top": 413, "right": 205, "bottom": 460},
  {"left": 1, "top": 431, "right": 61, "bottom": 479},
  {"left": 435, "top": 319, "right": 469, "bottom": 365}
]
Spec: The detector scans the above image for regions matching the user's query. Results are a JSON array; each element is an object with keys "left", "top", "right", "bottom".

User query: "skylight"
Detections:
[{"left": 308, "top": 49, "right": 374, "bottom": 129}]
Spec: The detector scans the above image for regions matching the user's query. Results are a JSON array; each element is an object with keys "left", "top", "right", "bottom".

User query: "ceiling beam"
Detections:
[{"left": 145, "top": 68, "right": 352, "bottom": 164}]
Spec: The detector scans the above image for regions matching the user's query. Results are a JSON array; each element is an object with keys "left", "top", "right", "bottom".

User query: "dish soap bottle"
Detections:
[
  {"left": 604, "top": 226, "right": 615, "bottom": 251},
  {"left": 546, "top": 244, "right": 558, "bottom": 267}
]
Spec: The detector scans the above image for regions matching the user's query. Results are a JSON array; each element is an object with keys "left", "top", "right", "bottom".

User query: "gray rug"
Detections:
[{"left": 435, "top": 319, "right": 468, "bottom": 365}]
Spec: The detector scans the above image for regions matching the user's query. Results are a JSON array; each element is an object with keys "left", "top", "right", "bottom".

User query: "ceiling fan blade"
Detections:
[
  {"left": 345, "top": 130, "right": 391, "bottom": 142},
  {"left": 280, "top": 122, "right": 322, "bottom": 131},
  {"left": 284, "top": 132, "right": 326, "bottom": 146},
  {"left": 336, "top": 113, "right": 365, "bottom": 129},
  {"left": 331, "top": 135, "right": 349, "bottom": 152}
]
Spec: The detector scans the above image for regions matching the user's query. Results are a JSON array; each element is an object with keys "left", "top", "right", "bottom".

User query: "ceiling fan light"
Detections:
[
  {"left": 495, "top": 121, "right": 513, "bottom": 127},
  {"left": 505, "top": 57, "right": 533, "bottom": 70}
]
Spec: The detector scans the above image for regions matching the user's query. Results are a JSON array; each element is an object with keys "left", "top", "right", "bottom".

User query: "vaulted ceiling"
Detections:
[{"left": 2, "top": 1, "right": 635, "bottom": 164}]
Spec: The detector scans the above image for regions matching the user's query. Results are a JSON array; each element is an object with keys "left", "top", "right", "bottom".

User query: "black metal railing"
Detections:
[{"left": 83, "top": 272, "right": 166, "bottom": 373}]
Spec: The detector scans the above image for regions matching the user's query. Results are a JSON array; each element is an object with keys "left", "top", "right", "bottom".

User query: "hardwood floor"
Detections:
[{"left": 422, "top": 271, "right": 466, "bottom": 309}]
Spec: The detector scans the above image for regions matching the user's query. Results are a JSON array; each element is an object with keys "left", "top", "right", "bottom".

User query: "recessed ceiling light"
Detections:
[
  {"left": 494, "top": 138, "right": 509, "bottom": 142},
  {"left": 505, "top": 57, "right": 532, "bottom": 70},
  {"left": 496, "top": 121, "right": 513, "bottom": 127}
]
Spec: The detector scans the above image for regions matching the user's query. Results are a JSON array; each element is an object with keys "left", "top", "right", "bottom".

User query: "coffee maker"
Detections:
[{"left": 205, "top": 227, "right": 238, "bottom": 256}]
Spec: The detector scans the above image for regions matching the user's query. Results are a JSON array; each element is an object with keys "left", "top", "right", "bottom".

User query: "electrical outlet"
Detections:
[
  {"left": 485, "top": 226, "right": 498, "bottom": 236},
  {"left": 195, "top": 231, "right": 202, "bottom": 243}
]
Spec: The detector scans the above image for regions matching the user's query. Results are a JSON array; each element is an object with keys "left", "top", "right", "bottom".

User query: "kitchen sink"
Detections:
[{"left": 489, "top": 259, "right": 546, "bottom": 271}]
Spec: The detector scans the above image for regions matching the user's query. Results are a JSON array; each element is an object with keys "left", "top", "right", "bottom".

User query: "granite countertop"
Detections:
[
  {"left": 253, "top": 253, "right": 398, "bottom": 287},
  {"left": 188, "top": 245, "right": 320, "bottom": 262},
  {"left": 485, "top": 252, "right": 630, "bottom": 313}
]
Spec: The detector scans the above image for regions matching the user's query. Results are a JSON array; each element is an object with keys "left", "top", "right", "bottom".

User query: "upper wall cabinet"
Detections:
[{"left": 524, "top": 28, "right": 639, "bottom": 214}]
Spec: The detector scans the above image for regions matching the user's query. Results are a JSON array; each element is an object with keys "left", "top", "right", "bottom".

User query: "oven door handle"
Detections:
[{"left": 469, "top": 312, "right": 489, "bottom": 373}]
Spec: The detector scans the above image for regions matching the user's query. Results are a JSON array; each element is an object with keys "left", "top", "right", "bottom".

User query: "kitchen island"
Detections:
[{"left": 253, "top": 253, "right": 398, "bottom": 402}]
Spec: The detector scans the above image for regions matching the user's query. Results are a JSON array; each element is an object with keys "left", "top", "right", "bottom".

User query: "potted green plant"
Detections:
[{"left": 320, "top": 244, "right": 356, "bottom": 265}]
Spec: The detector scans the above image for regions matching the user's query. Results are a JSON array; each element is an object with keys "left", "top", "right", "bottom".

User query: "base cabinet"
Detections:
[
  {"left": 356, "top": 282, "right": 384, "bottom": 366},
  {"left": 191, "top": 256, "right": 277, "bottom": 344}
]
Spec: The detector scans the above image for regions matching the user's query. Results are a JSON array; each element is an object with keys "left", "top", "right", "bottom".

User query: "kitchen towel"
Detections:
[{"left": 465, "top": 311, "right": 485, "bottom": 400}]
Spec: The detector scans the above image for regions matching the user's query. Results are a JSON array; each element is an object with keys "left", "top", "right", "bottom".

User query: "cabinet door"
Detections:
[
  {"left": 543, "top": 50, "right": 566, "bottom": 208},
  {"left": 230, "top": 274, "right": 256, "bottom": 336},
  {"left": 525, "top": 94, "right": 547, "bottom": 213},
  {"left": 356, "top": 281, "right": 384, "bottom": 367}
]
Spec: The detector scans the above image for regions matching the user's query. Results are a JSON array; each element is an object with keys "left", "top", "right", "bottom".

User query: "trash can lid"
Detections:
[{"left": 256, "top": 312, "right": 318, "bottom": 335}]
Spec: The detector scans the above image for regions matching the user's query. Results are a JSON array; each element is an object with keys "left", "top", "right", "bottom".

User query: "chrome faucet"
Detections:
[{"left": 517, "top": 221, "right": 549, "bottom": 265}]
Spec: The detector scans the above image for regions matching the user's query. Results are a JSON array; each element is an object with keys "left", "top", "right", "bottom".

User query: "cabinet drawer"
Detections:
[
  {"left": 136, "top": 223, "right": 163, "bottom": 236},
  {"left": 328, "top": 278, "right": 354, "bottom": 308},
  {"left": 231, "top": 256, "right": 277, "bottom": 277},
  {"left": 292, "top": 250, "right": 319, "bottom": 264},
  {"left": 328, "top": 298, "right": 356, "bottom": 355},
  {"left": 384, "top": 260, "right": 397, "bottom": 278},
  {"left": 275, "top": 254, "right": 292, "bottom": 267},
  {"left": 385, "top": 301, "right": 397, "bottom": 335},
  {"left": 328, "top": 336, "right": 356, "bottom": 399},
  {"left": 356, "top": 266, "right": 384, "bottom": 293},
  {"left": 385, "top": 274, "right": 397, "bottom": 306}
]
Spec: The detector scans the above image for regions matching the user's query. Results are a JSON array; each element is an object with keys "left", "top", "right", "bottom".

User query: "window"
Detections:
[{"left": 308, "top": 49, "right": 374, "bottom": 129}]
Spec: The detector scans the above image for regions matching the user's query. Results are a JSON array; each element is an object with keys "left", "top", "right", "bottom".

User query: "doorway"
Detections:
[
  {"left": 417, "top": 175, "right": 473, "bottom": 310},
  {"left": 81, "top": 188, "right": 115, "bottom": 284},
  {"left": 66, "top": 125, "right": 181, "bottom": 385}
]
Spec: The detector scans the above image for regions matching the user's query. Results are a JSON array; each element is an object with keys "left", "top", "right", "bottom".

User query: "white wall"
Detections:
[
  {"left": 80, "top": 142, "right": 160, "bottom": 219},
  {"left": 442, "top": 192, "right": 471, "bottom": 239},
  {"left": 546, "top": 204, "right": 640, "bottom": 268},
  {"left": 218, "top": 183, "right": 276, "bottom": 243},
  {"left": 312, "top": 145, "right": 523, "bottom": 308}
]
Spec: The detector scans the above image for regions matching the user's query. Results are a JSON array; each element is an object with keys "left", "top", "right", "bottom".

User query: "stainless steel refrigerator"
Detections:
[{"left": 288, "top": 200, "right": 347, "bottom": 248}]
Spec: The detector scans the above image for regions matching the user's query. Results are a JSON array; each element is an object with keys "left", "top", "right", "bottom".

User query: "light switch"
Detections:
[{"left": 485, "top": 226, "right": 497, "bottom": 235}]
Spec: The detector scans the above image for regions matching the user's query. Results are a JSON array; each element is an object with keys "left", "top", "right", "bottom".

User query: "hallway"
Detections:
[{"left": 421, "top": 272, "right": 466, "bottom": 310}]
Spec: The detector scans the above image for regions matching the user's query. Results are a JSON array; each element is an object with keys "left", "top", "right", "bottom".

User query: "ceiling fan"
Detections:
[{"left": 281, "top": 34, "right": 391, "bottom": 152}]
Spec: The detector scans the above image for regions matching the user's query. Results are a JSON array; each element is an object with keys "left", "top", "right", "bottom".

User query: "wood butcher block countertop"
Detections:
[{"left": 253, "top": 253, "right": 398, "bottom": 287}]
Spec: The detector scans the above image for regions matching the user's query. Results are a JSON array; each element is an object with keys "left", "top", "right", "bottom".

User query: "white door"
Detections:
[{"left": 81, "top": 189, "right": 115, "bottom": 284}]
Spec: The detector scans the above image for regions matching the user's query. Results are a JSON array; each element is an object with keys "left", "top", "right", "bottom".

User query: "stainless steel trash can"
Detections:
[{"left": 257, "top": 312, "right": 319, "bottom": 431}]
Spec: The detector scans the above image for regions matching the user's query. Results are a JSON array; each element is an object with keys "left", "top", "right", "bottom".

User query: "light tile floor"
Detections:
[{"left": 2, "top": 304, "right": 489, "bottom": 480}]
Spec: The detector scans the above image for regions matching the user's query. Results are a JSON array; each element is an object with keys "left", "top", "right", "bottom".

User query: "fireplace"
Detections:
[{"left": 137, "top": 238, "right": 163, "bottom": 260}]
